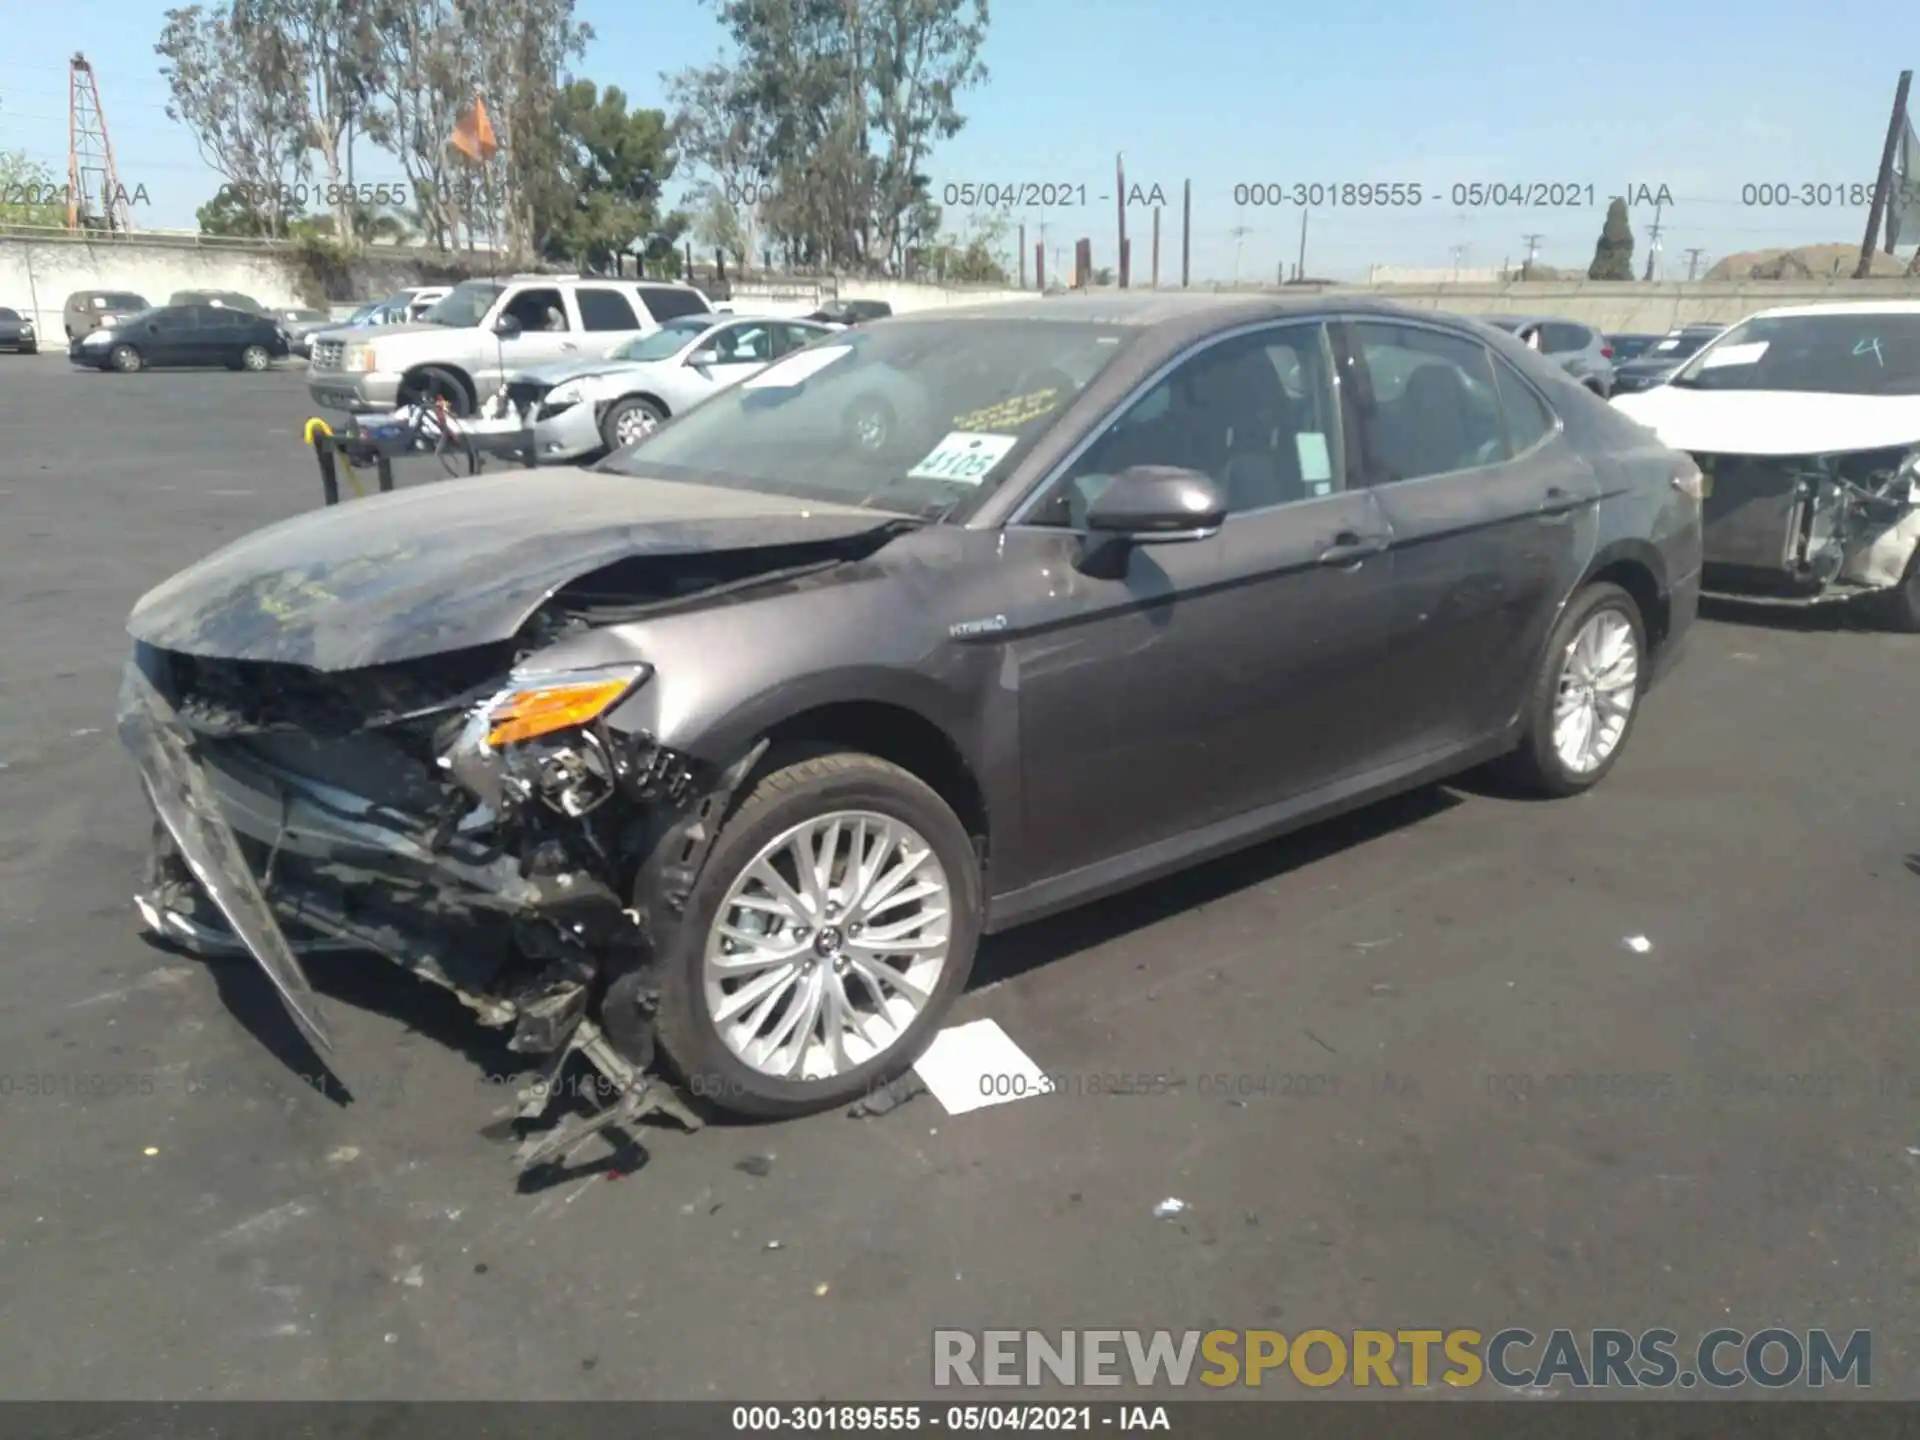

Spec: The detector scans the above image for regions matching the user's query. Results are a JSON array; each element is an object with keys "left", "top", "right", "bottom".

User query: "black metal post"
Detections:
[{"left": 317, "top": 445, "right": 340, "bottom": 506}]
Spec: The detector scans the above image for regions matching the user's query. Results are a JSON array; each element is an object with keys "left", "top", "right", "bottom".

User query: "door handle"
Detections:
[
  {"left": 1317, "top": 530, "right": 1390, "bottom": 566},
  {"left": 1537, "top": 486, "right": 1584, "bottom": 517},
  {"left": 560, "top": 342, "right": 578, "bottom": 352}
]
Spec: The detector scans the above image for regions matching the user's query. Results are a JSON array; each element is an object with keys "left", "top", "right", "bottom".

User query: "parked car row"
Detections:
[{"left": 123, "top": 290, "right": 1705, "bottom": 1151}]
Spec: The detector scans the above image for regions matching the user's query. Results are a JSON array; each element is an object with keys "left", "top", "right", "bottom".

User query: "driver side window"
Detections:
[
  {"left": 1026, "top": 323, "right": 1340, "bottom": 529},
  {"left": 502, "top": 288, "right": 569, "bottom": 331}
]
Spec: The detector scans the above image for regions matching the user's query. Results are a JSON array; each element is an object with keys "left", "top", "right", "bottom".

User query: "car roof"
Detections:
[{"left": 1747, "top": 300, "right": 1920, "bottom": 320}]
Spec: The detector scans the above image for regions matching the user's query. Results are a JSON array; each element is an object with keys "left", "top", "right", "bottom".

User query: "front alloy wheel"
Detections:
[
  {"left": 704, "top": 811, "right": 953, "bottom": 1080},
  {"left": 653, "top": 748, "right": 981, "bottom": 1117},
  {"left": 240, "top": 344, "right": 271, "bottom": 371}
]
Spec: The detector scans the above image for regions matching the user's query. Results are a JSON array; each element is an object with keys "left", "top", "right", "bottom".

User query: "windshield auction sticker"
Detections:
[
  {"left": 953, "top": 387, "right": 1061, "bottom": 431},
  {"left": 907, "top": 431, "right": 1020, "bottom": 484}
]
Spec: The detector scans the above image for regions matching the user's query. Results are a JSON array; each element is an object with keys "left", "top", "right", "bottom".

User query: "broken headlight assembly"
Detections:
[{"left": 440, "top": 663, "right": 651, "bottom": 818}]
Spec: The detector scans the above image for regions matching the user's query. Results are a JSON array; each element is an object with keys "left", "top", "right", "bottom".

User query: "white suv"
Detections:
[{"left": 306, "top": 275, "right": 714, "bottom": 416}]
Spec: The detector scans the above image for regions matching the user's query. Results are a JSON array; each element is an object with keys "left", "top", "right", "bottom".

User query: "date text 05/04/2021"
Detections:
[
  {"left": 729, "top": 1403, "right": 1170, "bottom": 1431},
  {"left": 928, "top": 180, "right": 1676, "bottom": 211}
]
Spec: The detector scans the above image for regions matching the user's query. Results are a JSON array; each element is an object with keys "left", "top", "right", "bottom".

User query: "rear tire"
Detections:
[
  {"left": 109, "top": 343, "right": 143, "bottom": 373},
  {"left": 652, "top": 748, "right": 981, "bottom": 1118},
  {"left": 240, "top": 344, "right": 271, "bottom": 372},
  {"left": 1495, "top": 582, "right": 1648, "bottom": 797}
]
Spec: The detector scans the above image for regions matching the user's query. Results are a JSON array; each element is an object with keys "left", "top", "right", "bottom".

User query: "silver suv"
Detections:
[
  {"left": 1477, "top": 315, "right": 1615, "bottom": 397},
  {"left": 306, "top": 275, "right": 713, "bottom": 416}
]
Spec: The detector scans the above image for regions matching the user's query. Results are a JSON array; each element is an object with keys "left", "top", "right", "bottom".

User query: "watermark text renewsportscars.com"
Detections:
[{"left": 933, "top": 1328, "right": 1871, "bottom": 1390}]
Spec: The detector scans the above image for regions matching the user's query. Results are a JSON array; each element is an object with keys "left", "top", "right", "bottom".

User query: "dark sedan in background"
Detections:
[
  {"left": 0, "top": 306, "right": 37, "bottom": 353},
  {"left": 118, "top": 294, "right": 1700, "bottom": 1164},
  {"left": 1608, "top": 324, "right": 1727, "bottom": 395},
  {"left": 1605, "top": 333, "right": 1661, "bottom": 364},
  {"left": 70, "top": 303, "right": 290, "bottom": 373}
]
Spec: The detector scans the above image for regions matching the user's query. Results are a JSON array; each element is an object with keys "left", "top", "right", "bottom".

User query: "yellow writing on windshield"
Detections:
[{"left": 953, "top": 387, "right": 1061, "bottom": 432}]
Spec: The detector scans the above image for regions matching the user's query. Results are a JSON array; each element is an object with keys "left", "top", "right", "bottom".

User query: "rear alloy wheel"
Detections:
[
  {"left": 601, "top": 396, "right": 665, "bottom": 451},
  {"left": 240, "top": 344, "right": 271, "bottom": 372},
  {"left": 1498, "top": 582, "right": 1647, "bottom": 796},
  {"left": 109, "top": 343, "right": 143, "bottom": 373},
  {"left": 653, "top": 749, "right": 981, "bottom": 1117}
]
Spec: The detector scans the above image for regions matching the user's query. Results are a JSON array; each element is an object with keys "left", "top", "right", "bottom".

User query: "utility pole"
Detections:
[
  {"left": 1449, "top": 243, "right": 1468, "bottom": 280},
  {"left": 1151, "top": 207, "right": 1161, "bottom": 288},
  {"left": 1230, "top": 224, "right": 1251, "bottom": 286},
  {"left": 1295, "top": 208, "right": 1309, "bottom": 284},
  {"left": 1642, "top": 200, "right": 1664, "bottom": 280},
  {"left": 1520, "top": 234, "right": 1542, "bottom": 280},
  {"left": 1684, "top": 247, "right": 1705, "bottom": 281},
  {"left": 1018, "top": 223, "right": 1027, "bottom": 289},
  {"left": 1181, "top": 180, "right": 1191, "bottom": 287},
  {"left": 1860, "top": 70, "right": 1915, "bottom": 277},
  {"left": 1116, "top": 153, "right": 1129, "bottom": 288}
]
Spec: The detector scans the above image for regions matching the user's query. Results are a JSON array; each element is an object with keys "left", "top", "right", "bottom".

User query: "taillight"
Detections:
[{"left": 1601, "top": 345, "right": 1614, "bottom": 359}]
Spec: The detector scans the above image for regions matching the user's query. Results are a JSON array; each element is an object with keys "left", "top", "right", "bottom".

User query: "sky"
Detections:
[{"left": 0, "top": 0, "right": 1915, "bottom": 283}]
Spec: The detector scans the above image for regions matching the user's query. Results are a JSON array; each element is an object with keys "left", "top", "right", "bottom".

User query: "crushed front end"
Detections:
[
  {"left": 1693, "top": 445, "right": 1920, "bottom": 602},
  {"left": 118, "top": 632, "right": 721, "bottom": 1172}
]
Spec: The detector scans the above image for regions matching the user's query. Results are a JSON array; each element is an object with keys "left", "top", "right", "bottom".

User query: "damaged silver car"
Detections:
[
  {"left": 1612, "top": 302, "right": 1920, "bottom": 629},
  {"left": 122, "top": 295, "right": 1699, "bottom": 1170}
]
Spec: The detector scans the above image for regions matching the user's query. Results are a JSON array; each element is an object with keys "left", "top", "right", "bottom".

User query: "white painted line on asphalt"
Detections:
[{"left": 913, "top": 1018, "right": 1046, "bottom": 1115}]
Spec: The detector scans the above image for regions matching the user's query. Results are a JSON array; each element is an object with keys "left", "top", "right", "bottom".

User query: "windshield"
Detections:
[
  {"left": 420, "top": 281, "right": 504, "bottom": 327},
  {"left": 609, "top": 317, "right": 712, "bottom": 362},
  {"left": 597, "top": 317, "right": 1137, "bottom": 519},
  {"left": 0, "top": 308, "right": 17, "bottom": 321},
  {"left": 1672, "top": 313, "right": 1920, "bottom": 394},
  {"left": 1639, "top": 332, "right": 1714, "bottom": 363}
]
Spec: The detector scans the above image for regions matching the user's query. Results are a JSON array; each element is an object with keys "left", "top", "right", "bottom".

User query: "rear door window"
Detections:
[
  {"left": 1344, "top": 321, "right": 1508, "bottom": 483},
  {"left": 1543, "top": 322, "right": 1590, "bottom": 354}
]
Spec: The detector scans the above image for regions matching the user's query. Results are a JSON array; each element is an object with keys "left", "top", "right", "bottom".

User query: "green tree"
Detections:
[
  {"left": 1587, "top": 198, "right": 1635, "bottom": 280},
  {"left": 0, "top": 152, "right": 67, "bottom": 227},
  {"left": 670, "top": 0, "right": 988, "bottom": 276},
  {"left": 525, "top": 79, "right": 685, "bottom": 271}
]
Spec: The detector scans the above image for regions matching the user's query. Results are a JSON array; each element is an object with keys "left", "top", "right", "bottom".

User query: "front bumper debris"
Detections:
[{"left": 116, "top": 655, "right": 706, "bottom": 1174}]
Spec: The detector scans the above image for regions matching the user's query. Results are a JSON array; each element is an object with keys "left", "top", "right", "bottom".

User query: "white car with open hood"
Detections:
[{"left": 1611, "top": 301, "right": 1920, "bottom": 630}]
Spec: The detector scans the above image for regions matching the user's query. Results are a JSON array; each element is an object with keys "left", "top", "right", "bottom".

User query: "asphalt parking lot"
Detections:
[{"left": 2, "top": 351, "right": 1919, "bottom": 1402}]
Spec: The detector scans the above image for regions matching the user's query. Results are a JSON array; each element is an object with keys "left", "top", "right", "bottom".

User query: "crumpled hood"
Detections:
[
  {"left": 1611, "top": 387, "right": 1920, "bottom": 457},
  {"left": 127, "top": 468, "right": 895, "bottom": 671},
  {"left": 508, "top": 355, "right": 657, "bottom": 388}
]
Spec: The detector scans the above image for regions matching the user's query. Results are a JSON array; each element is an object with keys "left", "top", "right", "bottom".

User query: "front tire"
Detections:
[
  {"left": 1497, "top": 582, "right": 1648, "bottom": 797},
  {"left": 400, "top": 365, "right": 473, "bottom": 417},
  {"left": 240, "top": 344, "right": 271, "bottom": 371},
  {"left": 652, "top": 749, "right": 981, "bottom": 1118},
  {"left": 109, "top": 343, "right": 143, "bottom": 373},
  {"left": 601, "top": 395, "right": 665, "bottom": 451}
]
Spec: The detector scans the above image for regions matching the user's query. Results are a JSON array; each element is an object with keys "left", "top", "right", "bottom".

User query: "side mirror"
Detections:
[
  {"left": 494, "top": 315, "right": 523, "bottom": 339},
  {"left": 687, "top": 346, "right": 720, "bottom": 367},
  {"left": 1084, "top": 465, "right": 1227, "bottom": 542}
]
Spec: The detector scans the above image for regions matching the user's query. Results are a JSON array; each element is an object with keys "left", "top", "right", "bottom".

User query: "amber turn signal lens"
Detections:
[{"left": 485, "top": 677, "right": 635, "bottom": 748}]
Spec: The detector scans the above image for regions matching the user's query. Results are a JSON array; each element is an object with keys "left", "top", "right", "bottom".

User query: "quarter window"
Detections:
[
  {"left": 1491, "top": 356, "right": 1556, "bottom": 454},
  {"left": 639, "top": 287, "right": 712, "bottom": 322},
  {"left": 1344, "top": 322, "right": 1507, "bottom": 484}
]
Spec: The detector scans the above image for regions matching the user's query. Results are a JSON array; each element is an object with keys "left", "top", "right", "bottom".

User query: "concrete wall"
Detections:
[{"left": 13, "top": 229, "right": 1920, "bottom": 339}]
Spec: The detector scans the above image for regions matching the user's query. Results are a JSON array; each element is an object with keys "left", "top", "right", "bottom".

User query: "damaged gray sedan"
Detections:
[{"left": 120, "top": 295, "right": 1700, "bottom": 1167}]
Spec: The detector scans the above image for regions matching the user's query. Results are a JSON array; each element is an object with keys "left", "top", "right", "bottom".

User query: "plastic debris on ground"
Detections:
[
  {"left": 1152, "top": 1197, "right": 1188, "bottom": 1220},
  {"left": 912, "top": 1018, "right": 1048, "bottom": 1115},
  {"left": 765, "top": 1239, "right": 784, "bottom": 1250},
  {"left": 734, "top": 1154, "right": 774, "bottom": 1177},
  {"left": 1621, "top": 935, "right": 1654, "bottom": 954},
  {"left": 847, "top": 1072, "right": 928, "bottom": 1119}
]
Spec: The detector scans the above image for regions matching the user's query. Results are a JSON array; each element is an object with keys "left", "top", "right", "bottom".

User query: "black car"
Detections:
[
  {"left": 118, "top": 294, "right": 1700, "bottom": 1165},
  {"left": 804, "top": 298, "right": 894, "bottom": 327},
  {"left": 1607, "top": 325, "right": 1727, "bottom": 395},
  {"left": 69, "top": 304, "right": 291, "bottom": 373},
  {"left": 1605, "top": 333, "right": 1661, "bottom": 364},
  {"left": 0, "top": 306, "right": 37, "bottom": 353}
]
